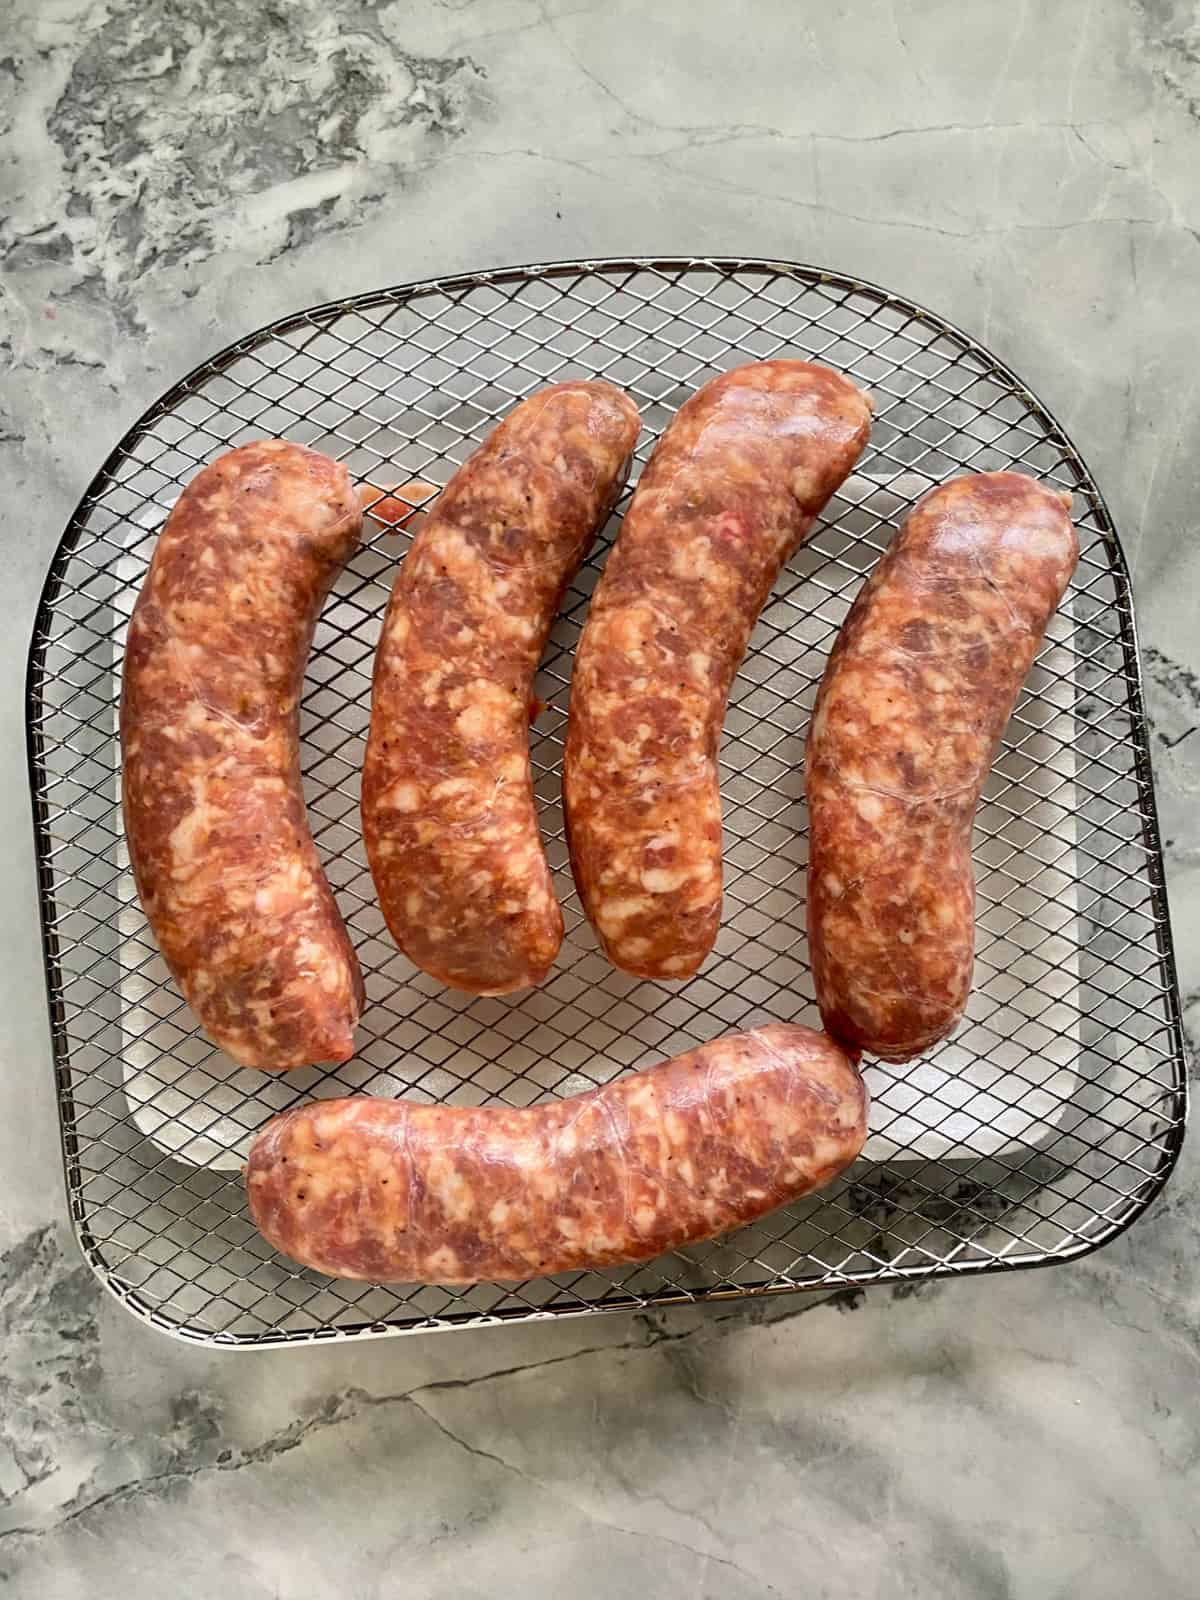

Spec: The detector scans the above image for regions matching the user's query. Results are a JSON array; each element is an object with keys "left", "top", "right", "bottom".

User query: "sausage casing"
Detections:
[
  {"left": 806, "top": 472, "right": 1079, "bottom": 1062},
  {"left": 564, "top": 361, "right": 871, "bottom": 981},
  {"left": 362, "top": 381, "right": 640, "bottom": 995},
  {"left": 246, "top": 1022, "right": 867, "bottom": 1283},
  {"left": 120, "top": 440, "right": 365, "bottom": 1070}
]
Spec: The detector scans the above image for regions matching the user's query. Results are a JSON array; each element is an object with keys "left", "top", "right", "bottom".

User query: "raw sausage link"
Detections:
[
  {"left": 363, "top": 381, "right": 640, "bottom": 995},
  {"left": 564, "top": 361, "right": 872, "bottom": 981},
  {"left": 121, "top": 440, "right": 365, "bottom": 1071},
  {"left": 245, "top": 1022, "right": 867, "bottom": 1283},
  {"left": 806, "top": 472, "right": 1079, "bottom": 1063}
]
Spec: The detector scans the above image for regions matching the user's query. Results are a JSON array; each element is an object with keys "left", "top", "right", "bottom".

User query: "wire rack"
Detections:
[{"left": 27, "top": 257, "right": 1187, "bottom": 1348}]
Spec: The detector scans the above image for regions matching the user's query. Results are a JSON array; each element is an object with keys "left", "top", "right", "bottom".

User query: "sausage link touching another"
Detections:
[
  {"left": 246, "top": 1023, "right": 867, "bottom": 1283},
  {"left": 565, "top": 361, "right": 872, "bottom": 982},
  {"left": 363, "top": 381, "right": 640, "bottom": 995},
  {"left": 121, "top": 440, "right": 365, "bottom": 1071},
  {"left": 806, "top": 472, "right": 1079, "bottom": 1063}
]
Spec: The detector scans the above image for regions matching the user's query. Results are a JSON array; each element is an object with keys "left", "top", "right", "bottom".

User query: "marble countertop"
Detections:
[{"left": 1, "top": 1, "right": 1198, "bottom": 1594}]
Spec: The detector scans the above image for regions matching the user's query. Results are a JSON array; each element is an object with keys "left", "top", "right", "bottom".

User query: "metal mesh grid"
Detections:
[{"left": 27, "top": 257, "right": 1187, "bottom": 1348}]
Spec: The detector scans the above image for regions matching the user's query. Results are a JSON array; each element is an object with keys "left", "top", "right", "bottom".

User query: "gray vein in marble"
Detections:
[
  {"left": 1144, "top": 646, "right": 1200, "bottom": 874},
  {"left": 3, "top": 0, "right": 489, "bottom": 297},
  {"left": 401, "top": 1392, "right": 780, "bottom": 1597},
  {"left": 1, "top": 0, "right": 1193, "bottom": 341},
  {"left": 0, "top": 1221, "right": 871, "bottom": 1562},
  {"left": 1132, "top": 0, "right": 1200, "bottom": 121}
]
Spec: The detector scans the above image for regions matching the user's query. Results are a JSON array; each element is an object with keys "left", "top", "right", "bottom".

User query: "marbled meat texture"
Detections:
[
  {"left": 363, "top": 380, "right": 640, "bottom": 995},
  {"left": 564, "top": 361, "right": 872, "bottom": 981},
  {"left": 246, "top": 1022, "right": 868, "bottom": 1283},
  {"left": 121, "top": 440, "right": 365, "bottom": 1071},
  {"left": 806, "top": 472, "right": 1079, "bottom": 1062}
]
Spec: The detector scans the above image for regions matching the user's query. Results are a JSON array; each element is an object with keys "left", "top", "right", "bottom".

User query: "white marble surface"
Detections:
[{"left": 1, "top": 1, "right": 1198, "bottom": 1594}]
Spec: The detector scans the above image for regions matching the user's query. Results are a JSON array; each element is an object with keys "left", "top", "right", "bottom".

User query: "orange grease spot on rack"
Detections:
[{"left": 359, "top": 481, "right": 439, "bottom": 532}]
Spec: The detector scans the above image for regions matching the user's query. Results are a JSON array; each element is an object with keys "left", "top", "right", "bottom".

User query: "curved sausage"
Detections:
[
  {"left": 806, "top": 472, "right": 1079, "bottom": 1062},
  {"left": 246, "top": 1022, "right": 867, "bottom": 1283},
  {"left": 120, "top": 440, "right": 365, "bottom": 1071},
  {"left": 564, "top": 361, "right": 872, "bottom": 981},
  {"left": 362, "top": 381, "right": 639, "bottom": 995}
]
